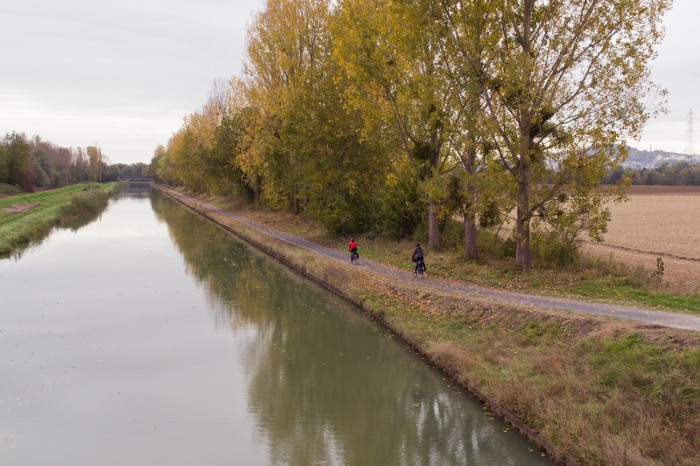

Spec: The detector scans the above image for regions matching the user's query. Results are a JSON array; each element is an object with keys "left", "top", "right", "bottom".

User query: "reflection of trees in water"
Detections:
[
  {"left": 150, "top": 192, "right": 545, "bottom": 466},
  {"left": 59, "top": 209, "right": 106, "bottom": 232}
]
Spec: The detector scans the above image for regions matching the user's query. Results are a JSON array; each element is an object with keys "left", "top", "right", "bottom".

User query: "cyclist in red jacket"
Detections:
[{"left": 348, "top": 238, "right": 358, "bottom": 263}]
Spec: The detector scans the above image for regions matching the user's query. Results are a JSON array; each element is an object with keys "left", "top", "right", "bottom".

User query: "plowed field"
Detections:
[{"left": 582, "top": 187, "right": 700, "bottom": 292}]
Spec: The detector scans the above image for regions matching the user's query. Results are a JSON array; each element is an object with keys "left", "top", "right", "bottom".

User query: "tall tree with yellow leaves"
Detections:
[
  {"left": 465, "top": 0, "right": 670, "bottom": 270},
  {"left": 243, "top": 0, "right": 331, "bottom": 211},
  {"left": 334, "top": 0, "right": 457, "bottom": 250}
]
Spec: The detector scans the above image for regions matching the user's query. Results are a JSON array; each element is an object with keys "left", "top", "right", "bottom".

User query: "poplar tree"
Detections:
[
  {"left": 334, "top": 0, "right": 456, "bottom": 249},
  {"left": 435, "top": 0, "right": 501, "bottom": 259},
  {"left": 243, "top": 0, "right": 331, "bottom": 212},
  {"left": 86, "top": 146, "right": 104, "bottom": 182},
  {"left": 473, "top": 0, "right": 670, "bottom": 270}
]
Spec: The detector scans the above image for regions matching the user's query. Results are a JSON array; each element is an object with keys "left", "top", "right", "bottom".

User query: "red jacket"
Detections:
[{"left": 348, "top": 241, "right": 357, "bottom": 250}]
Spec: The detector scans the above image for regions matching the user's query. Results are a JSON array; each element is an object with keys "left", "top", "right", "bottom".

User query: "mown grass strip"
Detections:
[
  {"left": 0, "top": 183, "right": 118, "bottom": 255},
  {"left": 571, "top": 281, "right": 700, "bottom": 315}
]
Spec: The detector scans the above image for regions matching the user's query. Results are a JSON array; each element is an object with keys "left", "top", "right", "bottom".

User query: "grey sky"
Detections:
[
  {"left": 639, "top": 0, "right": 700, "bottom": 155},
  {"left": 1, "top": 0, "right": 698, "bottom": 164},
  {"left": 1, "top": 0, "right": 263, "bottom": 164}
]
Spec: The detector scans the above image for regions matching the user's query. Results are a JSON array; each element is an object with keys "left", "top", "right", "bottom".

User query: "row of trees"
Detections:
[
  {"left": 0, "top": 132, "right": 150, "bottom": 192},
  {"left": 153, "top": 0, "right": 670, "bottom": 270},
  {"left": 604, "top": 161, "right": 700, "bottom": 186},
  {"left": 0, "top": 132, "right": 107, "bottom": 191}
]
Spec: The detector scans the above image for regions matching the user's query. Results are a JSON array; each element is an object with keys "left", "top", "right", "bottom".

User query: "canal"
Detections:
[{"left": 0, "top": 186, "right": 550, "bottom": 465}]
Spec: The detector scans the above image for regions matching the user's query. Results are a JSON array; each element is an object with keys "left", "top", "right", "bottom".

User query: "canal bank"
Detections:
[
  {"left": 0, "top": 182, "right": 122, "bottom": 256},
  {"left": 1, "top": 187, "right": 551, "bottom": 465},
  {"left": 154, "top": 184, "right": 700, "bottom": 466}
]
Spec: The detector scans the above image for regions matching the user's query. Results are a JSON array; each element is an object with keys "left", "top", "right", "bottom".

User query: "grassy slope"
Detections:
[
  {"left": 369, "top": 290, "right": 700, "bottom": 466},
  {"left": 162, "top": 187, "right": 699, "bottom": 466},
  {"left": 0, "top": 183, "right": 116, "bottom": 254}
]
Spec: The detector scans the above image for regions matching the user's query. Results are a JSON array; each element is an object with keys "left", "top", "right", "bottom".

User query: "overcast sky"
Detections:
[{"left": 1, "top": 0, "right": 698, "bottom": 164}]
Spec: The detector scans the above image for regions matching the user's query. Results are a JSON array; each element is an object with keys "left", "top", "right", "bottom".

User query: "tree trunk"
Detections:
[
  {"left": 464, "top": 153, "right": 479, "bottom": 260},
  {"left": 464, "top": 208, "right": 478, "bottom": 260},
  {"left": 515, "top": 177, "right": 532, "bottom": 270},
  {"left": 428, "top": 201, "right": 440, "bottom": 250}
]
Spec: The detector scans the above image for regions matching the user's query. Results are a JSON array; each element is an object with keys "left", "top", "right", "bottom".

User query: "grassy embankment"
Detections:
[
  {"left": 160, "top": 186, "right": 699, "bottom": 466},
  {"left": 211, "top": 197, "right": 699, "bottom": 315},
  {"left": 0, "top": 182, "right": 121, "bottom": 255}
]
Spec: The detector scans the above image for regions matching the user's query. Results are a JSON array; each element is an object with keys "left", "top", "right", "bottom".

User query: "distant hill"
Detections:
[{"left": 624, "top": 147, "right": 700, "bottom": 169}]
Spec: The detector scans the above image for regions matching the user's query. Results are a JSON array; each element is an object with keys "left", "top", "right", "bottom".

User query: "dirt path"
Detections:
[
  {"left": 163, "top": 187, "right": 700, "bottom": 332},
  {"left": 3, "top": 203, "right": 36, "bottom": 214}
]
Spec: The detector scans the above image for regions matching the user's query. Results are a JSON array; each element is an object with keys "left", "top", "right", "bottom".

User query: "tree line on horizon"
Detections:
[
  {"left": 152, "top": 0, "right": 671, "bottom": 271},
  {"left": 604, "top": 161, "right": 700, "bottom": 186},
  {"left": 0, "top": 132, "right": 150, "bottom": 193},
  {"left": 0, "top": 132, "right": 106, "bottom": 191}
]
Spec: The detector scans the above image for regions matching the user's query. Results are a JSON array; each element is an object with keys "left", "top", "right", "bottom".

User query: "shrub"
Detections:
[
  {"left": 532, "top": 230, "right": 579, "bottom": 266},
  {"left": 0, "top": 182, "right": 22, "bottom": 197},
  {"left": 478, "top": 202, "right": 502, "bottom": 228},
  {"left": 475, "top": 230, "right": 516, "bottom": 259},
  {"left": 60, "top": 189, "right": 109, "bottom": 222},
  {"left": 439, "top": 217, "right": 465, "bottom": 251},
  {"left": 377, "top": 169, "right": 424, "bottom": 240}
]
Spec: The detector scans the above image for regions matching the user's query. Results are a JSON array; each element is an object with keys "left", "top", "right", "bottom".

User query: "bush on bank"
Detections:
[
  {"left": 0, "top": 182, "right": 23, "bottom": 197},
  {"left": 59, "top": 186, "right": 110, "bottom": 223}
]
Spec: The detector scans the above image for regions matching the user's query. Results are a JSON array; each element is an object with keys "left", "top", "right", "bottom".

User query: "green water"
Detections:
[{"left": 0, "top": 187, "right": 550, "bottom": 465}]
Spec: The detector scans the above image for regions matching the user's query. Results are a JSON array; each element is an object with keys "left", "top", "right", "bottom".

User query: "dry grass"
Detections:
[
  {"left": 174, "top": 187, "right": 333, "bottom": 244},
  {"left": 372, "top": 289, "right": 700, "bottom": 466}
]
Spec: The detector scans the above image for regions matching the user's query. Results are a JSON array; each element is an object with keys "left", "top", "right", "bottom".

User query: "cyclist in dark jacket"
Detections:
[{"left": 412, "top": 243, "right": 425, "bottom": 273}]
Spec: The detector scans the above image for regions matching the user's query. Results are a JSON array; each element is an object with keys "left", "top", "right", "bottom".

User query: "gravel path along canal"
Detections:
[{"left": 159, "top": 186, "right": 700, "bottom": 333}]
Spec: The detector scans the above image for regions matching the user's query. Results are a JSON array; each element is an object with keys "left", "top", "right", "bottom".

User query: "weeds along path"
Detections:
[{"left": 163, "top": 187, "right": 700, "bottom": 332}]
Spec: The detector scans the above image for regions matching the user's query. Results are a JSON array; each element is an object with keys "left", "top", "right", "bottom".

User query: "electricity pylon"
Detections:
[{"left": 686, "top": 108, "right": 695, "bottom": 155}]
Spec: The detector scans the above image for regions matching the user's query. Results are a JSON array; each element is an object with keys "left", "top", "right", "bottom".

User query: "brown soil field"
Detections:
[
  {"left": 625, "top": 185, "right": 700, "bottom": 195},
  {"left": 583, "top": 190, "right": 700, "bottom": 292}
]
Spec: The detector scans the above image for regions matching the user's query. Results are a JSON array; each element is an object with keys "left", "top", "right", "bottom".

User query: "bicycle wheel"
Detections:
[{"left": 414, "top": 264, "right": 423, "bottom": 278}]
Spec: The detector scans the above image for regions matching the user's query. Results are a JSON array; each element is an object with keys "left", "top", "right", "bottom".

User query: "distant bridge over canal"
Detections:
[{"left": 118, "top": 176, "right": 153, "bottom": 182}]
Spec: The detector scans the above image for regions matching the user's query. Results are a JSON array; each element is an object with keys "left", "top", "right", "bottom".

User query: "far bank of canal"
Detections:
[{"left": 0, "top": 186, "right": 549, "bottom": 465}]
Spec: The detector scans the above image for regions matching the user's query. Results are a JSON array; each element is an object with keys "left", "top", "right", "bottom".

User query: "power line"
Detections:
[{"left": 686, "top": 108, "right": 695, "bottom": 155}]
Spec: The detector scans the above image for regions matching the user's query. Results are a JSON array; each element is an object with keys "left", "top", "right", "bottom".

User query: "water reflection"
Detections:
[{"left": 150, "top": 192, "right": 549, "bottom": 465}]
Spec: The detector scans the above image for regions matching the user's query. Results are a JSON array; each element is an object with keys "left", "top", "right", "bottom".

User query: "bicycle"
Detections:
[
  {"left": 350, "top": 250, "right": 359, "bottom": 264},
  {"left": 414, "top": 259, "right": 426, "bottom": 278}
]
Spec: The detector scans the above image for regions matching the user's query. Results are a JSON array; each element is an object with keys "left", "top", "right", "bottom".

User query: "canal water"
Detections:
[{"left": 0, "top": 187, "right": 550, "bottom": 465}]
